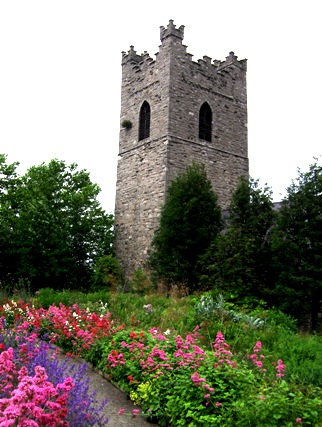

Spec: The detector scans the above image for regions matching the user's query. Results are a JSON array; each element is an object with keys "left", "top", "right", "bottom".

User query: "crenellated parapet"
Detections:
[
  {"left": 160, "top": 19, "right": 185, "bottom": 42},
  {"left": 121, "top": 45, "right": 155, "bottom": 67},
  {"left": 219, "top": 51, "right": 247, "bottom": 71},
  {"left": 121, "top": 20, "right": 246, "bottom": 80}
]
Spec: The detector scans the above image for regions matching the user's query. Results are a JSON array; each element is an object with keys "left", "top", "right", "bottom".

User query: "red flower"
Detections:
[{"left": 130, "top": 331, "right": 138, "bottom": 340}]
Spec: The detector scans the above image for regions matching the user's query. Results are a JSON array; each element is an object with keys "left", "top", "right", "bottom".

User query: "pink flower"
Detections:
[
  {"left": 202, "top": 384, "right": 214, "bottom": 392},
  {"left": 118, "top": 408, "right": 125, "bottom": 415},
  {"left": 254, "top": 341, "right": 262, "bottom": 352},
  {"left": 276, "top": 359, "right": 286, "bottom": 377},
  {"left": 215, "top": 402, "right": 222, "bottom": 407},
  {"left": 132, "top": 409, "right": 140, "bottom": 417},
  {"left": 191, "top": 372, "right": 206, "bottom": 385},
  {"left": 296, "top": 418, "right": 302, "bottom": 424}
]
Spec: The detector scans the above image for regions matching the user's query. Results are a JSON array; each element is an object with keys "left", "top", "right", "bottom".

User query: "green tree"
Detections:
[
  {"left": 0, "top": 154, "right": 20, "bottom": 282},
  {"left": 272, "top": 163, "right": 322, "bottom": 330},
  {"left": 147, "top": 162, "right": 222, "bottom": 291},
  {"left": 0, "top": 156, "right": 114, "bottom": 291},
  {"left": 200, "top": 176, "right": 275, "bottom": 300}
]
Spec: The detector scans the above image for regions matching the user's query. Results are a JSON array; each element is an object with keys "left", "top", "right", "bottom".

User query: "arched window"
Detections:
[
  {"left": 199, "top": 102, "right": 212, "bottom": 142},
  {"left": 139, "top": 101, "right": 151, "bottom": 141}
]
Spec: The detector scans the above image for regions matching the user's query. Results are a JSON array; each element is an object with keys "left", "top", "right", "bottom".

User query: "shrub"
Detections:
[
  {"left": 148, "top": 162, "right": 222, "bottom": 291},
  {"left": 129, "top": 268, "right": 153, "bottom": 295},
  {"left": 92, "top": 254, "right": 123, "bottom": 291}
]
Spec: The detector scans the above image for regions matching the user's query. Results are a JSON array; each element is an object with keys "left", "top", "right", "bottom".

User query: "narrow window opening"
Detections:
[
  {"left": 199, "top": 102, "right": 212, "bottom": 142},
  {"left": 139, "top": 101, "right": 151, "bottom": 141}
]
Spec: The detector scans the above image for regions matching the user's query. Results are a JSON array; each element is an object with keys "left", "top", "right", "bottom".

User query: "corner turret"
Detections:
[{"left": 160, "top": 19, "right": 184, "bottom": 43}]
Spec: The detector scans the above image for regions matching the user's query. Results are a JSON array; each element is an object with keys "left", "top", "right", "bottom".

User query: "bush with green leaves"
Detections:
[
  {"left": 92, "top": 254, "right": 123, "bottom": 291},
  {"left": 129, "top": 268, "right": 153, "bottom": 295},
  {"left": 148, "top": 162, "right": 222, "bottom": 292},
  {"left": 90, "top": 327, "right": 322, "bottom": 426}
]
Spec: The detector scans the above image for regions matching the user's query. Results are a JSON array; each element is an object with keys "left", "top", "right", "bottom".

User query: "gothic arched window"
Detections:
[
  {"left": 139, "top": 101, "right": 151, "bottom": 141},
  {"left": 199, "top": 102, "right": 212, "bottom": 142}
]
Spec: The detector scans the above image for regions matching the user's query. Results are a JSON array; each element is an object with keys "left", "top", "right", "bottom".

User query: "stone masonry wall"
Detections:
[
  {"left": 114, "top": 20, "right": 249, "bottom": 276},
  {"left": 115, "top": 139, "right": 167, "bottom": 274}
]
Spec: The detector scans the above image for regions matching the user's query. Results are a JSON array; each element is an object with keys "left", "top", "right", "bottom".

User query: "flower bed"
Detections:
[
  {"left": 1, "top": 298, "right": 322, "bottom": 426},
  {"left": 86, "top": 327, "right": 322, "bottom": 426},
  {"left": 0, "top": 300, "right": 109, "bottom": 427}
]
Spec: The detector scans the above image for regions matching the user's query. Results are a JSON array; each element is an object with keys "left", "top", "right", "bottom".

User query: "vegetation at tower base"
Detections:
[
  {"left": 147, "top": 162, "right": 222, "bottom": 292},
  {"left": 200, "top": 176, "right": 276, "bottom": 301},
  {"left": 0, "top": 155, "right": 114, "bottom": 292},
  {"left": 92, "top": 253, "right": 123, "bottom": 291},
  {"left": 271, "top": 163, "right": 322, "bottom": 331}
]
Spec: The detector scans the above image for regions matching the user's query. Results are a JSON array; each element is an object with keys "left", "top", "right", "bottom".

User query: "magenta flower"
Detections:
[
  {"left": 276, "top": 359, "right": 286, "bottom": 378},
  {"left": 191, "top": 372, "right": 207, "bottom": 385},
  {"left": 254, "top": 341, "right": 262, "bottom": 352},
  {"left": 132, "top": 409, "right": 140, "bottom": 417}
]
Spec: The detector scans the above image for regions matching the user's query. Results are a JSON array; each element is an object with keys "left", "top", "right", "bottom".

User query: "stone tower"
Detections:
[{"left": 114, "top": 20, "right": 248, "bottom": 276}]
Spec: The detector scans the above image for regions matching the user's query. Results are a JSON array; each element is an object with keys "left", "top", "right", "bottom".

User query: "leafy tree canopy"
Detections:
[
  {"left": 200, "top": 176, "right": 275, "bottom": 300},
  {"left": 272, "top": 162, "right": 322, "bottom": 329},
  {"left": 147, "top": 162, "right": 222, "bottom": 291},
  {"left": 0, "top": 155, "right": 114, "bottom": 291}
]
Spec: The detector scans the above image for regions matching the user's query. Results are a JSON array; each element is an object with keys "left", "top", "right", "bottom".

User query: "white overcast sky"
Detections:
[{"left": 1, "top": 1, "right": 321, "bottom": 214}]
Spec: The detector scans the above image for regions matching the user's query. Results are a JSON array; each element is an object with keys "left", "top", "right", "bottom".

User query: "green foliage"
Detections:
[
  {"left": 229, "top": 176, "right": 275, "bottom": 237},
  {"left": 0, "top": 156, "right": 114, "bottom": 291},
  {"left": 129, "top": 268, "right": 153, "bottom": 295},
  {"left": 92, "top": 254, "right": 123, "bottom": 291},
  {"left": 195, "top": 293, "right": 265, "bottom": 327},
  {"left": 86, "top": 325, "right": 322, "bottom": 427},
  {"left": 200, "top": 176, "right": 275, "bottom": 300},
  {"left": 162, "top": 358, "right": 255, "bottom": 427},
  {"left": 34, "top": 287, "right": 85, "bottom": 309},
  {"left": 271, "top": 333, "right": 322, "bottom": 387},
  {"left": 272, "top": 162, "right": 322, "bottom": 330},
  {"left": 148, "top": 162, "right": 222, "bottom": 291},
  {"left": 0, "top": 154, "right": 20, "bottom": 284},
  {"left": 107, "top": 291, "right": 193, "bottom": 332},
  {"left": 34, "top": 287, "right": 110, "bottom": 309},
  {"left": 233, "top": 379, "right": 322, "bottom": 426},
  {"left": 5, "top": 287, "right": 322, "bottom": 425},
  {"left": 11, "top": 281, "right": 322, "bottom": 391},
  {"left": 121, "top": 119, "right": 132, "bottom": 129},
  {"left": 72, "top": 288, "right": 322, "bottom": 388}
]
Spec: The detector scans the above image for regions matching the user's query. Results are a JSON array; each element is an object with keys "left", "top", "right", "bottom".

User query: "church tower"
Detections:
[{"left": 114, "top": 20, "right": 248, "bottom": 276}]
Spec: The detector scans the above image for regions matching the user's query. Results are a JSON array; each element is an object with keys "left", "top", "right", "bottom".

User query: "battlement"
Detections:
[
  {"left": 160, "top": 19, "right": 184, "bottom": 42},
  {"left": 219, "top": 51, "right": 247, "bottom": 71},
  {"left": 121, "top": 20, "right": 246, "bottom": 76},
  {"left": 121, "top": 46, "right": 155, "bottom": 66}
]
